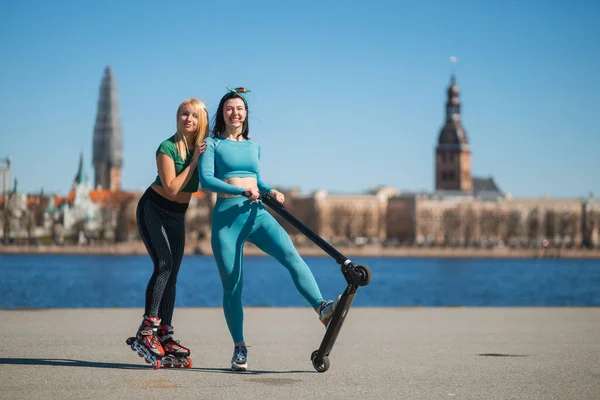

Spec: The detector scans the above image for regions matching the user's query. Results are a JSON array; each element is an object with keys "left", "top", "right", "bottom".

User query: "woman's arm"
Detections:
[
  {"left": 256, "top": 145, "right": 273, "bottom": 193},
  {"left": 157, "top": 141, "right": 205, "bottom": 197}
]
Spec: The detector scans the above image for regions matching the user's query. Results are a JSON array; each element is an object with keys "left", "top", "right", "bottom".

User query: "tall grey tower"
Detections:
[{"left": 92, "top": 65, "right": 123, "bottom": 191}]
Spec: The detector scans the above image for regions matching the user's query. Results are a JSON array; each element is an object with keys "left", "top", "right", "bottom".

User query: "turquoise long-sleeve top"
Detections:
[{"left": 199, "top": 136, "right": 273, "bottom": 195}]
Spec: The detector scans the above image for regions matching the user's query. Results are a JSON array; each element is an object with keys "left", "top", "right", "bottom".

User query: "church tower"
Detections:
[
  {"left": 92, "top": 66, "right": 123, "bottom": 191},
  {"left": 435, "top": 74, "right": 472, "bottom": 192}
]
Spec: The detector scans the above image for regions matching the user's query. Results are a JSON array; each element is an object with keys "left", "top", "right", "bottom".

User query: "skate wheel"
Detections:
[
  {"left": 311, "top": 350, "right": 330, "bottom": 373},
  {"left": 153, "top": 360, "right": 161, "bottom": 370},
  {"left": 184, "top": 358, "right": 193, "bottom": 369},
  {"left": 138, "top": 353, "right": 144, "bottom": 358},
  {"left": 144, "top": 358, "right": 151, "bottom": 363}
]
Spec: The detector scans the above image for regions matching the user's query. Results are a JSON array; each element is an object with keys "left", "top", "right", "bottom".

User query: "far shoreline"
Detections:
[{"left": 1, "top": 241, "right": 599, "bottom": 259}]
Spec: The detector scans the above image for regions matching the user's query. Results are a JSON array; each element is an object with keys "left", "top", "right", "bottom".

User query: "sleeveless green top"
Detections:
[{"left": 153, "top": 135, "right": 199, "bottom": 193}]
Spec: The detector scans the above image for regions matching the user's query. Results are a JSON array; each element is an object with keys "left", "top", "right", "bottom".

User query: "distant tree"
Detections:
[
  {"left": 462, "top": 206, "right": 477, "bottom": 245},
  {"left": 97, "top": 204, "right": 113, "bottom": 243},
  {"left": 345, "top": 208, "right": 354, "bottom": 239},
  {"left": 589, "top": 210, "right": 600, "bottom": 247},
  {"left": 544, "top": 209, "right": 559, "bottom": 241},
  {"left": 442, "top": 207, "right": 461, "bottom": 244},
  {"left": 506, "top": 209, "right": 523, "bottom": 242},
  {"left": 496, "top": 210, "right": 509, "bottom": 242},
  {"left": 114, "top": 204, "right": 130, "bottom": 243},
  {"left": 330, "top": 206, "right": 352, "bottom": 239},
  {"left": 26, "top": 212, "right": 36, "bottom": 242},
  {"left": 2, "top": 193, "right": 13, "bottom": 241},
  {"left": 558, "top": 210, "right": 574, "bottom": 243},
  {"left": 568, "top": 212, "right": 581, "bottom": 244},
  {"left": 416, "top": 208, "right": 433, "bottom": 244},
  {"left": 480, "top": 209, "right": 500, "bottom": 239},
  {"left": 360, "top": 208, "right": 376, "bottom": 239},
  {"left": 527, "top": 208, "right": 541, "bottom": 242}
]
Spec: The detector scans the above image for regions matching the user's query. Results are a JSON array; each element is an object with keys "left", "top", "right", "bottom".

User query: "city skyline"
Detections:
[{"left": 1, "top": 0, "right": 598, "bottom": 198}]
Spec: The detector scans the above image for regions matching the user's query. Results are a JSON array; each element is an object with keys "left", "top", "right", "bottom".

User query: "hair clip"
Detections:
[{"left": 226, "top": 86, "right": 251, "bottom": 94}]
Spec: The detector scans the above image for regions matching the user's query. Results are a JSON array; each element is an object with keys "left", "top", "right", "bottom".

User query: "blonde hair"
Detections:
[{"left": 174, "top": 98, "right": 209, "bottom": 160}]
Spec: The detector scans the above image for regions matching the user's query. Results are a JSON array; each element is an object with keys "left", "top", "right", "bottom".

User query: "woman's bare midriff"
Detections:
[
  {"left": 150, "top": 184, "right": 193, "bottom": 204},
  {"left": 218, "top": 177, "right": 258, "bottom": 198}
]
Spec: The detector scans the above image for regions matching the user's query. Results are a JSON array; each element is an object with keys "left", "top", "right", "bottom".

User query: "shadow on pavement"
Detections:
[{"left": 0, "top": 358, "right": 315, "bottom": 374}]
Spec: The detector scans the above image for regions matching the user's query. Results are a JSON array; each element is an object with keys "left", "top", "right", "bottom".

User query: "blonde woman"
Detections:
[{"left": 128, "top": 98, "right": 208, "bottom": 368}]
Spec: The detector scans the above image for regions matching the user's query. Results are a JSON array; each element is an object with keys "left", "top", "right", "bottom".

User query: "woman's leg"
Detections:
[
  {"left": 136, "top": 197, "right": 177, "bottom": 319},
  {"left": 248, "top": 208, "right": 324, "bottom": 311},
  {"left": 157, "top": 215, "right": 186, "bottom": 327},
  {"left": 211, "top": 198, "right": 256, "bottom": 344}
]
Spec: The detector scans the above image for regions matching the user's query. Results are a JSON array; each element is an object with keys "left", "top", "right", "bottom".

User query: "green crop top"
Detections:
[{"left": 153, "top": 135, "right": 199, "bottom": 193}]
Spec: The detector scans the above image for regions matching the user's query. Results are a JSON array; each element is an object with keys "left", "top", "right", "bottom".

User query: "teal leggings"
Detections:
[{"left": 211, "top": 197, "right": 324, "bottom": 343}]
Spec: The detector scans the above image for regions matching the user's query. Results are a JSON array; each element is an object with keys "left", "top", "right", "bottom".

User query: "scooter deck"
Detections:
[
  {"left": 310, "top": 282, "right": 359, "bottom": 372},
  {"left": 318, "top": 283, "right": 357, "bottom": 358}
]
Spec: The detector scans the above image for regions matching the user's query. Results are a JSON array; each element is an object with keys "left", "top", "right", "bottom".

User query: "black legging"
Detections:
[{"left": 136, "top": 187, "right": 188, "bottom": 326}]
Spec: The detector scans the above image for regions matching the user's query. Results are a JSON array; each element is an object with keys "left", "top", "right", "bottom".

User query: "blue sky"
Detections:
[{"left": 1, "top": 0, "right": 598, "bottom": 198}]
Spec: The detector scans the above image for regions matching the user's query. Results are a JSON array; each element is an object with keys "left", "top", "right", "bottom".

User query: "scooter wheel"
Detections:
[
  {"left": 355, "top": 264, "right": 372, "bottom": 286},
  {"left": 311, "top": 350, "right": 330, "bottom": 373}
]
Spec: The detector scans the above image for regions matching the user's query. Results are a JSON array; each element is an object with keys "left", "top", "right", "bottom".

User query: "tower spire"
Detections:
[
  {"left": 74, "top": 151, "right": 84, "bottom": 184},
  {"left": 92, "top": 65, "right": 123, "bottom": 191},
  {"left": 446, "top": 74, "right": 461, "bottom": 123}
]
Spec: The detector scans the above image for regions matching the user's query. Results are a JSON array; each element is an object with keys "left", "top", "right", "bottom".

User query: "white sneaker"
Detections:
[
  {"left": 319, "top": 295, "right": 341, "bottom": 328},
  {"left": 231, "top": 345, "right": 248, "bottom": 371}
]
